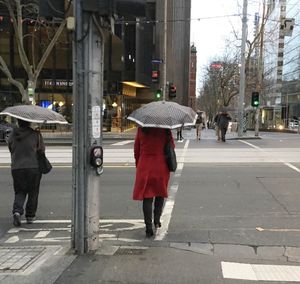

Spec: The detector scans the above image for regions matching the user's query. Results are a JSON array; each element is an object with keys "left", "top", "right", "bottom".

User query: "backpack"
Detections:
[{"left": 196, "top": 115, "right": 202, "bottom": 124}]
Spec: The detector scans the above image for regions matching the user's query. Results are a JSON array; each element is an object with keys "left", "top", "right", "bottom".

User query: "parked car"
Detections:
[
  {"left": 0, "top": 119, "right": 13, "bottom": 143},
  {"left": 289, "top": 120, "right": 299, "bottom": 130}
]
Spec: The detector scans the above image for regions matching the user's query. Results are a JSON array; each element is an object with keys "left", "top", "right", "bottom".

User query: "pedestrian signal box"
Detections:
[
  {"left": 152, "top": 70, "right": 159, "bottom": 83},
  {"left": 251, "top": 92, "right": 259, "bottom": 107}
]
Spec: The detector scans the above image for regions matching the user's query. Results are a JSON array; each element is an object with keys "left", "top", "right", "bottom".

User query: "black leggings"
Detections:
[{"left": 143, "top": 197, "right": 164, "bottom": 229}]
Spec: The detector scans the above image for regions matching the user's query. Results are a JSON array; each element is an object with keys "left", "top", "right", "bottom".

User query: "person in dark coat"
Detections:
[
  {"left": 218, "top": 111, "right": 231, "bottom": 142},
  {"left": 133, "top": 127, "right": 175, "bottom": 238},
  {"left": 8, "top": 119, "right": 45, "bottom": 226},
  {"left": 214, "top": 112, "right": 221, "bottom": 141}
]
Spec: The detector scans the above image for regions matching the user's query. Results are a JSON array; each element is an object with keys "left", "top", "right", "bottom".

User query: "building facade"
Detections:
[
  {"left": 0, "top": 0, "right": 192, "bottom": 132},
  {"left": 155, "top": 0, "right": 191, "bottom": 106},
  {"left": 262, "top": 0, "right": 300, "bottom": 129}
]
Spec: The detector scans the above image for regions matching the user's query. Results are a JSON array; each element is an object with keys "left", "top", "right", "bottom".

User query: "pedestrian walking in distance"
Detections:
[
  {"left": 176, "top": 125, "right": 184, "bottom": 142},
  {"left": 195, "top": 111, "right": 203, "bottom": 140},
  {"left": 214, "top": 112, "right": 221, "bottom": 142},
  {"left": 218, "top": 111, "right": 231, "bottom": 142},
  {"left": 8, "top": 119, "right": 45, "bottom": 226},
  {"left": 133, "top": 127, "right": 175, "bottom": 238}
]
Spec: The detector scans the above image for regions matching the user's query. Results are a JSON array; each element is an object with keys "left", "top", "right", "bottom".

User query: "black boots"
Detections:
[{"left": 143, "top": 197, "right": 164, "bottom": 238}]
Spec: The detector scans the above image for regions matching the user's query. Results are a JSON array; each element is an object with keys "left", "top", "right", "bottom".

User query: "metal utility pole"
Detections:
[
  {"left": 238, "top": 0, "right": 248, "bottom": 137},
  {"left": 72, "top": 0, "right": 104, "bottom": 254},
  {"left": 162, "top": 0, "right": 168, "bottom": 100},
  {"left": 255, "top": 1, "right": 266, "bottom": 137}
]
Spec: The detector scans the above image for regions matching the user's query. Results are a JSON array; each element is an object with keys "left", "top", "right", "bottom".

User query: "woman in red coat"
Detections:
[{"left": 133, "top": 127, "right": 175, "bottom": 237}]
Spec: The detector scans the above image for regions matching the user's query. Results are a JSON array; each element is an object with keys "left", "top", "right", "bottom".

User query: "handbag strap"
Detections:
[
  {"left": 165, "top": 129, "right": 171, "bottom": 145},
  {"left": 36, "top": 130, "right": 42, "bottom": 152}
]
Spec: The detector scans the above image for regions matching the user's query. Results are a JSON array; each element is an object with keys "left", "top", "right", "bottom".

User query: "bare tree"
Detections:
[
  {"left": 198, "top": 52, "right": 240, "bottom": 119},
  {"left": 0, "top": 0, "right": 67, "bottom": 103}
]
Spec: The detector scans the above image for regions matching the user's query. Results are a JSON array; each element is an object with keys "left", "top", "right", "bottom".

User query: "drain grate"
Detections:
[{"left": 0, "top": 246, "right": 46, "bottom": 273}]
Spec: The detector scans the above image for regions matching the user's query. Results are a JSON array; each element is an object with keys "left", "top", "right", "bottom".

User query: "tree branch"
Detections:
[
  {"left": 34, "top": 19, "right": 67, "bottom": 82},
  {"left": 0, "top": 55, "right": 26, "bottom": 96},
  {"left": 6, "top": 0, "right": 32, "bottom": 76}
]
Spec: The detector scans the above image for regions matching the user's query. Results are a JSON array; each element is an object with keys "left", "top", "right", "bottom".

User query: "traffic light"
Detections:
[
  {"left": 251, "top": 92, "right": 259, "bottom": 107},
  {"left": 169, "top": 83, "right": 176, "bottom": 98},
  {"left": 155, "top": 89, "right": 162, "bottom": 100}
]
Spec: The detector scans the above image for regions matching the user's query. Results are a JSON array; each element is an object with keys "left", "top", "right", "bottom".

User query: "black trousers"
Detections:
[
  {"left": 12, "top": 168, "right": 42, "bottom": 218},
  {"left": 143, "top": 197, "right": 164, "bottom": 229},
  {"left": 177, "top": 129, "right": 183, "bottom": 140},
  {"left": 220, "top": 127, "right": 227, "bottom": 141}
]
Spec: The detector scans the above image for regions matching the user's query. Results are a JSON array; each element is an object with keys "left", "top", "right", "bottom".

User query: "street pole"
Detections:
[
  {"left": 255, "top": 0, "right": 266, "bottom": 137},
  {"left": 238, "top": 0, "right": 248, "bottom": 137},
  {"left": 162, "top": 0, "right": 167, "bottom": 101},
  {"left": 72, "top": 1, "right": 103, "bottom": 254}
]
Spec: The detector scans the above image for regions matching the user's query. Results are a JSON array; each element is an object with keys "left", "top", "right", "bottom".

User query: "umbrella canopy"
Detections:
[
  {"left": 127, "top": 101, "right": 197, "bottom": 129},
  {"left": 0, "top": 105, "right": 68, "bottom": 124}
]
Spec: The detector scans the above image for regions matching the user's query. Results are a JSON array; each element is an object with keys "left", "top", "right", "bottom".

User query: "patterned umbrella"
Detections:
[
  {"left": 0, "top": 105, "right": 68, "bottom": 124},
  {"left": 127, "top": 101, "right": 197, "bottom": 129}
]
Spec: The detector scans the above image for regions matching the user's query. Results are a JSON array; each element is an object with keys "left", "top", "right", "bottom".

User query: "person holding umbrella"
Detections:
[
  {"left": 133, "top": 127, "right": 175, "bottom": 237},
  {"left": 128, "top": 101, "right": 197, "bottom": 237},
  {"left": 8, "top": 119, "right": 46, "bottom": 226}
]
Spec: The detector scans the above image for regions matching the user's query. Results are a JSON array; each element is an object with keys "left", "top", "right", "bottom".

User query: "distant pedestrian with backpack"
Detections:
[{"left": 195, "top": 111, "right": 203, "bottom": 140}]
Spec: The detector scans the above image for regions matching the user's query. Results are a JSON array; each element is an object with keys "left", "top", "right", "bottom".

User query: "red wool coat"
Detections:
[{"left": 133, "top": 127, "right": 175, "bottom": 200}]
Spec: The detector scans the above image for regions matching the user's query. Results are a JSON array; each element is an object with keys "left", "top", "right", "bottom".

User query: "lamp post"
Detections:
[
  {"left": 237, "top": 0, "right": 248, "bottom": 137},
  {"left": 162, "top": 0, "right": 168, "bottom": 101}
]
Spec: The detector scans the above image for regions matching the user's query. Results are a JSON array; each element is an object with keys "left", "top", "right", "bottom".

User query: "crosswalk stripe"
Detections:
[
  {"left": 5, "top": 236, "right": 19, "bottom": 244},
  {"left": 34, "top": 231, "right": 51, "bottom": 238},
  {"left": 111, "top": 140, "right": 134, "bottom": 146}
]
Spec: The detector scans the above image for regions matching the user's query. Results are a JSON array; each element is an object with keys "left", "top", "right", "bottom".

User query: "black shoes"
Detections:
[
  {"left": 13, "top": 212, "right": 21, "bottom": 227},
  {"left": 26, "top": 217, "right": 36, "bottom": 224},
  {"left": 145, "top": 228, "right": 154, "bottom": 238},
  {"left": 154, "top": 221, "right": 161, "bottom": 229}
]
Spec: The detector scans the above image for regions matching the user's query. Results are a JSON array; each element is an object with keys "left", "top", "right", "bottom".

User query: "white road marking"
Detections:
[
  {"left": 5, "top": 219, "right": 145, "bottom": 244},
  {"left": 111, "top": 140, "right": 134, "bottom": 146},
  {"left": 34, "top": 231, "right": 51, "bottom": 238},
  {"left": 23, "top": 237, "right": 70, "bottom": 243},
  {"left": 8, "top": 227, "right": 71, "bottom": 233},
  {"left": 222, "top": 261, "right": 300, "bottom": 282},
  {"left": 239, "top": 140, "right": 300, "bottom": 173},
  {"left": 282, "top": 162, "right": 300, "bottom": 173},
  {"left": 238, "top": 140, "right": 262, "bottom": 150},
  {"left": 155, "top": 140, "right": 189, "bottom": 241},
  {"left": 5, "top": 236, "right": 19, "bottom": 243},
  {"left": 256, "top": 227, "right": 300, "bottom": 232}
]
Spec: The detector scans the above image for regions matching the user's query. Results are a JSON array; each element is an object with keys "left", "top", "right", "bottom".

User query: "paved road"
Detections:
[{"left": 1, "top": 129, "right": 300, "bottom": 283}]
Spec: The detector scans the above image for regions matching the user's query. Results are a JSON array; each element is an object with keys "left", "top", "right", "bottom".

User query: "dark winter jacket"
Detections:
[
  {"left": 218, "top": 113, "right": 231, "bottom": 128},
  {"left": 8, "top": 126, "right": 45, "bottom": 170}
]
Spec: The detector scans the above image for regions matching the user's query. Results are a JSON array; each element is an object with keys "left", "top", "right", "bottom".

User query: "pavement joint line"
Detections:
[{"left": 0, "top": 246, "right": 47, "bottom": 274}]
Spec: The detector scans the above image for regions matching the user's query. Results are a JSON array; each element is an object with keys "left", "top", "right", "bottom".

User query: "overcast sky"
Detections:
[{"left": 190, "top": 0, "right": 261, "bottom": 89}]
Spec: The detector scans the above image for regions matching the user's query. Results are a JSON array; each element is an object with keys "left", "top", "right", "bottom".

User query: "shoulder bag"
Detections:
[
  {"left": 164, "top": 130, "right": 177, "bottom": 172},
  {"left": 37, "top": 132, "right": 52, "bottom": 174}
]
